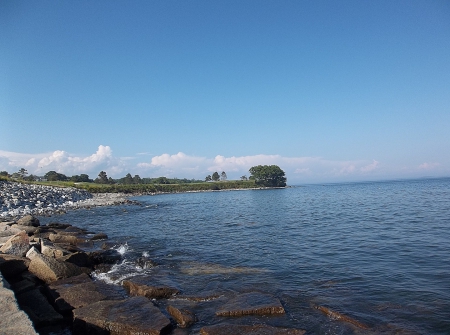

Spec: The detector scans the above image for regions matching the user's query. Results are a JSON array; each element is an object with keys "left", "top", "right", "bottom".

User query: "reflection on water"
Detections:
[{"left": 39, "top": 178, "right": 450, "bottom": 334}]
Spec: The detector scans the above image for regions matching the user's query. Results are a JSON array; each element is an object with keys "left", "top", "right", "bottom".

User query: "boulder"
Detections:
[
  {"left": 46, "top": 222, "right": 72, "bottom": 229},
  {"left": 0, "top": 231, "right": 30, "bottom": 256},
  {"left": 10, "top": 224, "right": 39, "bottom": 235},
  {"left": 123, "top": 279, "right": 179, "bottom": 299},
  {"left": 135, "top": 256, "right": 158, "bottom": 269},
  {"left": 15, "top": 287, "right": 63, "bottom": 327},
  {"left": 41, "top": 239, "right": 70, "bottom": 258},
  {"left": 167, "top": 305, "right": 197, "bottom": 328},
  {"left": 315, "top": 305, "right": 369, "bottom": 330},
  {"left": 0, "top": 254, "right": 30, "bottom": 279},
  {"left": 200, "top": 324, "right": 306, "bottom": 335},
  {"left": 27, "top": 251, "right": 83, "bottom": 283},
  {"left": 17, "top": 215, "right": 40, "bottom": 227},
  {"left": 72, "top": 297, "right": 172, "bottom": 335},
  {"left": 216, "top": 292, "right": 285, "bottom": 317},
  {"left": 88, "top": 249, "right": 122, "bottom": 265},
  {"left": 48, "top": 233, "right": 78, "bottom": 245},
  {"left": 58, "top": 251, "right": 90, "bottom": 267},
  {"left": 91, "top": 233, "right": 108, "bottom": 241}
]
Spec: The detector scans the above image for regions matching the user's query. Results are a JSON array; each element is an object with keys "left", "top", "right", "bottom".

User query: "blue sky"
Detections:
[{"left": 1, "top": 1, "right": 449, "bottom": 183}]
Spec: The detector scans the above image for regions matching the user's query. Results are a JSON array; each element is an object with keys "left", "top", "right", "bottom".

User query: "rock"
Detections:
[
  {"left": 135, "top": 256, "right": 158, "bottom": 269},
  {"left": 0, "top": 226, "right": 22, "bottom": 237},
  {"left": 199, "top": 324, "right": 306, "bottom": 335},
  {"left": 72, "top": 296, "right": 172, "bottom": 335},
  {"left": 41, "top": 239, "right": 70, "bottom": 258},
  {"left": 123, "top": 279, "right": 179, "bottom": 299},
  {"left": 167, "top": 305, "right": 197, "bottom": 328},
  {"left": 15, "top": 287, "right": 63, "bottom": 327},
  {"left": 28, "top": 251, "right": 83, "bottom": 283},
  {"left": 10, "top": 224, "right": 39, "bottom": 235},
  {"left": 48, "top": 233, "right": 79, "bottom": 245},
  {"left": 88, "top": 249, "right": 122, "bottom": 264},
  {"left": 0, "top": 254, "right": 30, "bottom": 279},
  {"left": 26, "top": 246, "right": 40, "bottom": 259},
  {"left": 58, "top": 251, "right": 90, "bottom": 267},
  {"left": 0, "top": 231, "right": 30, "bottom": 256},
  {"left": 216, "top": 292, "right": 285, "bottom": 316},
  {"left": 11, "top": 278, "right": 37, "bottom": 295},
  {"left": 315, "top": 305, "right": 369, "bottom": 330},
  {"left": 91, "top": 232, "right": 108, "bottom": 240},
  {"left": 47, "top": 223, "right": 72, "bottom": 229},
  {"left": 17, "top": 215, "right": 40, "bottom": 227}
]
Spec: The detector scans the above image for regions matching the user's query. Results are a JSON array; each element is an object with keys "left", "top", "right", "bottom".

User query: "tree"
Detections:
[
  {"left": 212, "top": 171, "right": 220, "bottom": 181},
  {"left": 133, "top": 175, "right": 142, "bottom": 184},
  {"left": 205, "top": 175, "right": 212, "bottom": 182},
  {"left": 0, "top": 171, "right": 9, "bottom": 177},
  {"left": 96, "top": 171, "right": 109, "bottom": 184},
  {"left": 155, "top": 177, "right": 169, "bottom": 184},
  {"left": 70, "top": 174, "right": 92, "bottom": 182},
  {"left": 220, "top": 171, "right": 227, "bottom": 181},
  {"left": 248, "top": 165, "right": 287, "bottom": 187},
  {"left": 45, "top": 171, "right": 68, "bottom": 181},
  {"left": 240, "top": 175, "right": 248, "bottom": 181},
  {"left": 17, "top": 168, "right": 28, "bottom": 179}
]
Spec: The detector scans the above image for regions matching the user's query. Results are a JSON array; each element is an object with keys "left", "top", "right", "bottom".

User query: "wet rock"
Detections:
[
  {"left": 58, "top": 251, "right": 90, "bottom": 267},
  {"left": 0, "top": 254, "right": 30, "bottom": 279},
  {"left": 167, "top": 305, "right": 197, "bottom": 328},
  {"left": 17, "top": 215, "right": 40, "bottom": 227},
  {"left": 10, "top": 224, "right": 39, "bottom": 235},
  {"left": 27, "top": 251, "right": 83, "bottom": 283},
  {"left": 72, "top": 296, "right": 172, "bottom": 335},
  {"left": 0, "top": 230, "right": 30, "bottom": 256},
  {"left": 135, "top": 256, "right": 158, "bottom": 269},
  {"left": 16, "top": 287, "right": 64, "bottom": 327},
  {"left": 48, "top": 233, "right": 79, "bottom": 245},
  {"left": 123, "top": 279, "right": 179, "bottom": 299},
  {"left": 46, "top": 223, "right": 72, "bottom": 229},
  {"left": 91, "top": 232, "right": 108, "bottom": 240},
  {"left": 315, "top": 305, "right": 369, "bottom": 330},
  {"left": 88, "top": 249, "right": 122, "bottom": 264},
  {"left": 216, "top": 292, "right": 285, "bottom": 316},
  {"left": 41, "top": 239, "right": 70, "bottom": 258},
  {"left": 199, "top": 324, "right": 306, "bottom": 335}
]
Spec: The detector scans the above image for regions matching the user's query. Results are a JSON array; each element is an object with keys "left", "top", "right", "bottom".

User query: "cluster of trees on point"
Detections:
[
  {"left": 1, "top": 164, "right": 287, "bottom": 188},
  {"left": 205, "top": 171, "right": 227, "bottom": 182}
]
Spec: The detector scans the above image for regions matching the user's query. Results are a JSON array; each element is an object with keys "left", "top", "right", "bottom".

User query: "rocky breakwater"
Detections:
[
  {"left": 0, "top": 181, "right": 131, "bottom": 218},
  {"left": 0, "top": 215, "right": 310, "bottom": 335}
]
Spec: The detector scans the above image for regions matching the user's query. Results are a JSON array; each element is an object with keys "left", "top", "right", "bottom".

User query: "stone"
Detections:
[
  {"left": 167, "top": 305, "right": 197, "bottom": 328},
  {"left": 200, "top": 324, "right": 306, "bottom": 335},
  {"left": 0, "top": 254, "right": 30, "bottom": 279},
  {"left": 16, "top": 287, "right": 64, "bottom": 327},
  {"left": 26, "top": 246, "right": 40, "bottom": 259},
  {"left": 123, "top": 279, "right": 179, "bottom": 299},
  {"left": 58, "top": 251, "right": 90, "bottom": 267},
  {"left": 91, "top": 232, "right": 108, "bottom": 240},
  {"left": 11, "top": 278, "right": 37, "bottom": 295},
  {"left": 17, "top": 215, "right": 40, "bottom": 227},
  {"left": 88, "top": 249, "right": 122, "bottom": 265},
  {"left": 48, "top": 233, "right": 79, "bottom": 245},
  {"left": 46, "top": 222, "right": 72, "bottom": 229},
  {"left": 72, "top": 297, "right": 172, "bottom": 335},
  {"left": 315, "top": 305, "right": 369, "bottom": 330},
  {"left": 135, "top": 256, "right": 158, "bottom": 269},
  {"left": 0, "top": 226, "right": 22, "bottom": 237},
  {"left": 10, "top": 224, "right": 39, "bottom": 235},
  {"left": 28, "top": 252, "right": 83, "bottom": 283},
  {"left": 41, "top": 239, "right": 70, "bottom": 258},
  {"left": 0, "top": 231, "right": 30, "bottom": 256},
  {"left": 216, "top": 292, "right": 285, "bottom": 316}
]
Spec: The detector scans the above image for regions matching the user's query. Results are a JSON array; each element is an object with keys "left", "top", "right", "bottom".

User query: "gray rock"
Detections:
[
  {"left": 123, "top": 278, "right": 179, "bottom": 299},
  {"left": 216, "top": 292, "right": 285, "bottom": 316},
  {"left": 41, "top": 239, "right": 70, "bottom": 258},
  {"left": 167, "top": 305, "right": 197, "bottom": 328},
  {"left": 28, "top": 252, "right": 83, "bottom": 283},
  {"left": 17, "top": 215, "right": 40, "bottom": 227},
  {"left": 0, "top": 231, "right": 30, "bottom": 256}
]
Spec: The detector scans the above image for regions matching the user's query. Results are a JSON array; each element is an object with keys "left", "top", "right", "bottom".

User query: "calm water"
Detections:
[{"left": 40, "top": 178, "right": 450, "bottom": 334}]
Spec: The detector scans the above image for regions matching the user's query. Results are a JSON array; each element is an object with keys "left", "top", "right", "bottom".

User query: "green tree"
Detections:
[
  {"left": 220, "top": 171, "right": 227, "bottom": 181},
  {"left": 133, "top": 175, "right": 142, "bottom": 184},
  {"left": 45, "top": 171, "right": 68, "bottom": 181},
  {"left": 0, "top": 171, "right": 9, "bottom": 177},
  {"left": 212, "top": 171, "right": 220, "bottom": 181},
  {"left": 96, "top": 171, "right": 109, "bottom": 184},
  {"left": 240, "top": 175, "right": 248, "bottom": 181},
  {"left": 17, "top": 168, "right": 28, "bottom": 179},
  {"left": 155, "top": 177, "right": 169, "bottom": 184},
  {"left": 248, "top": 165, "right": 287, "bottom": 187},
  {"left": 205, "top": 175, "right": 212, "bottom": 182}
]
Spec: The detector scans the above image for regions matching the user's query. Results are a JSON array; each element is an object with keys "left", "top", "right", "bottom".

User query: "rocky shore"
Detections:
[
  {"left": 0, "top": 181, "right": 130, "bottom": 218},
  {"left": 0, "top": 215, "right": 308, "bottom": 335}
]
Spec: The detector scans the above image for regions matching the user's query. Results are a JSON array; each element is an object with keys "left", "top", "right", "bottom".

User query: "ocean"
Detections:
[{"left": 39, "top": 177, "right": 450, "bottom": 334}]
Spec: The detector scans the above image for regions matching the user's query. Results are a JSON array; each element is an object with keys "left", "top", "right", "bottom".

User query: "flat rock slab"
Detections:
[
  {"left": 167, "top": 305, "right": 197, "bottom": 328},
  {"left": 28, "top": 251, "right": 83, "bottom": 283},
  {"left": 200, "top": 324, "right": 306, "bottom": 335},
  {"left": 216, "top": 292, "right": 285, "bottom": 317},
  {"left": 123, "top": 278, "right": 179, "bottom": 299},
  {"left": 73, "top": 296, "right": 171, "bottom": 335}
]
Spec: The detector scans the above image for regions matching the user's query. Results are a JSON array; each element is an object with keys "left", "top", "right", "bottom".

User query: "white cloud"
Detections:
[{"left": 360, "top": 160, "right": 380, "bottom": 173}]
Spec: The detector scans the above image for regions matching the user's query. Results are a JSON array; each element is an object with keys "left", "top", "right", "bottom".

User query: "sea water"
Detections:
[{"left": 39, "top": 178, "right": 450, "bottom": 334}]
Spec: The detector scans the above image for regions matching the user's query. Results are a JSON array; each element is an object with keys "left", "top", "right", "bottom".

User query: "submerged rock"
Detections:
[
  {"left": 166, "top": 305, "right": 197, "bottom": 328},
  {"left": 315, "top": 305, "right": 369, "bottom": 330},
  {"left": 216, "top": 292, "right": 285, "bottom": 317},
  {"left": 200, "top": 324, "right": 306, "bottom": 335},
  {"left": 123, "top": 279, "right": 179, "bottom": 299}
]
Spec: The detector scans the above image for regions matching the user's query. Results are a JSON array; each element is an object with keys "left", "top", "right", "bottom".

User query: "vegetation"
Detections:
[{"left": 248, "top": 165, "right": 287, "bottom": 187}]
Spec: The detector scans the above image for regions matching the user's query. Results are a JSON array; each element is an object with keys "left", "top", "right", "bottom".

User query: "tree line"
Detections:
[{"left": 1, "top": 165, "right": 287, "bottom": 187}]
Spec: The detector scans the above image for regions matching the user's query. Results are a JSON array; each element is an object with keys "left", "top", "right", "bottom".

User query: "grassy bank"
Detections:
[{"left": 2, "top": 178, "right": 259, "bottom": 194}]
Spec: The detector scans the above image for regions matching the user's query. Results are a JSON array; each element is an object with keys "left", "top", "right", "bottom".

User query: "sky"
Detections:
[{"left": 1, "top": 1, "right": 449, "bottom": 184}]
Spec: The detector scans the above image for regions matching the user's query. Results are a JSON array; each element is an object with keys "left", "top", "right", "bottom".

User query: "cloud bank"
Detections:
[{"left": 0, "top": 145, "right": 446, "bottom": 183}]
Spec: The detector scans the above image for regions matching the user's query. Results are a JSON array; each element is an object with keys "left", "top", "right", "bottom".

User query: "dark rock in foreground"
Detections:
[
  {"left": 200, "top": 324, "right": 306, "bottom": 335},
  {"left": 73, "top": 296, "right": 172, "bottom": 335},
  {"left": 216, "top": 292, "right": 285, "bottom": 316}
]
